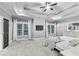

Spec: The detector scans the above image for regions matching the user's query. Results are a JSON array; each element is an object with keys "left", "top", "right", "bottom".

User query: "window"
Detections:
[
  {"left": 17, "top": 24, "right": 22, "bottom": 35},
  {"left": 51, "top": 25, "right": 54, "bottom": 33},
  {"left": 24, "top": 24, "right": 28, "bottom": 35},
  {"left": 48, "top": 25, "right": 50, "bottom": 34},
  {"left": 17, "top": 23, "right": 28, "bottom": 36},
  {"left": 48, "top": 25, "right": 54, "bottom": 34}
]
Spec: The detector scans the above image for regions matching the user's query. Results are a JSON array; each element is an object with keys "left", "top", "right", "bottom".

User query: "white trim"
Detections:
[
  {"left": 13, "top": 19, "right": 32, "bottom": 40},
  {"left": 28, "top": 20, "right": 31, "bottom": 38},
  {"left": 0, "top": 17, "right": 3, "bottom": 51},
  {"left": 46, "top": 22, "right": 56, "bottom": 37},
  {"left": 16, "top": 21, "right": 28, "bottom": 40},
  {"left": 32, "top": 37, "right": 46, "bottom": 40}
]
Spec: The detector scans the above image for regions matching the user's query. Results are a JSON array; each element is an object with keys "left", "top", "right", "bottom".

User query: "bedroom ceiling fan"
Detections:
[{"left": 40, "top": 2, "right": 57, "bottom": 12}]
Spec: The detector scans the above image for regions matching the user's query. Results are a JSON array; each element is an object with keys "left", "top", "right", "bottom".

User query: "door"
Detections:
[
  {"left": 47, "top": 24, "right": 56, "bottom": 37},
  {"left": 17, "top": 22, "right": 28, "bottom": 40},
  {"left": 3, "top": 18, "right": 9, "bottom": 48}
]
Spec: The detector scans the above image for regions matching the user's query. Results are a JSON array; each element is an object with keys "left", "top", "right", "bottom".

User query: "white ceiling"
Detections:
[{"left": 0, "top": 2, "right": 79, "bottom": 22}]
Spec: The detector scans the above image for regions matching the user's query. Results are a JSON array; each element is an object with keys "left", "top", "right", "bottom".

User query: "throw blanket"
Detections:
[{"left": 43, "top": 36, "right": 62, "bottom": 50}]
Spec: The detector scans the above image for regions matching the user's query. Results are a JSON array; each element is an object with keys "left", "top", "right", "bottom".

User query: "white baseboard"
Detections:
[{"left": 32, "top": 37, "right": 47, "bottom": 40}]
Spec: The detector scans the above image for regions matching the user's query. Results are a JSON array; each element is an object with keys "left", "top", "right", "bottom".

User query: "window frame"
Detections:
[{"left": 17, "top": 22, "right": 28, "bottom": 36}]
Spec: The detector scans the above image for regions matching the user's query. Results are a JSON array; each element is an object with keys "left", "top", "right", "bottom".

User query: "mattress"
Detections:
[
  {"left": 55, "top": 41, "right": 73, "bottom": 51},
  {"left": 60, "top": 36, "right": 74, "bottom": 42},
  {"left": 60, "top": 44, "right": 79, "bottom": 56}
]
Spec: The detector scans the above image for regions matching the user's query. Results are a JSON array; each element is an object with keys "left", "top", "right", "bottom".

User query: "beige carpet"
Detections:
[{"left": 0, "top": 39, "right": 61, "bottom": 56}]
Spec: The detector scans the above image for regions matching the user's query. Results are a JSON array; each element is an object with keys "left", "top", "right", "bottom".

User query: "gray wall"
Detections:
[
  {"left": 0, "top": 14, "right": 12, "bottom": 45},
  {"left": 0, "top": 9, "right": 12, "bottom": 51},
  {"left": 33, "top": 17, "right": 46, "bottom": 38},
  {"left": 56, "top": 23, "right": 68, "bottom": 36},
  {"left": 56, "top": 16, "right": 79, "bottom": 36}
]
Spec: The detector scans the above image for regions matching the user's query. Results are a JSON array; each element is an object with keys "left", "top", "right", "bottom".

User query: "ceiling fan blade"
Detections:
[
  {"left": 50, "top": 8, "right": 54, "bottom": 10},
  {"left": 46, "top": 2, "right": 51, "bottom": 6},
  {"left": 45, "top": 2, "right": 48, "bottom": 5},
  {"left": 40, "top": 6, "right": 46, "bottom": 8},
  {"left": 51, "top": 3, "right": 57, "bottom": 6},
  {"left": 24, "top": 7, "right": 32, "bottom": 10},
  {"left": 43, "top": 9, "right": 47, "bottom": 12}
]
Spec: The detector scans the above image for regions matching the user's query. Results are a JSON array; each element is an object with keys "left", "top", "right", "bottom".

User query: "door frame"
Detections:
[
  {"left": 46, "top": 22, "right": 56, "bottom": 37},
  {"left": 3, "top": 18, "right": 9, "bottom": 48},
  {"left": 16, "top": 22, "right": 29, "bottom": 40},
  {"left": 13, "top": 19, "right": 31, "bottom": 40}
]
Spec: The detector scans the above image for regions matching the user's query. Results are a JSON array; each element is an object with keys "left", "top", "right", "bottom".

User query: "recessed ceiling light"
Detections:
[
  {"left": 18, "top": 13, "right": 25, "bottom": 16},
  {"left": 51, "top": 15, "right": 62, "bottom": 20},
  {"left": 14, "top": 8, "right": 23, "bottom": 14}
]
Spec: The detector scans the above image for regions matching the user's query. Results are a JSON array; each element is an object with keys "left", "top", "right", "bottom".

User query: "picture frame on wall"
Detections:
[
  {"left": 36, "top": 25, "right": 43, "bottom": 31},
  {"left": 68, "top": 22, "right": 79, "bottom": 31}
]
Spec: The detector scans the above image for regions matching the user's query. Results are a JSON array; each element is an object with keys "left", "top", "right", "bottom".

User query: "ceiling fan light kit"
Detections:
[
  {"left": 51, "top": 15, "right": 62, "bottom": 20},
  {"left": 40, "top": 2, "right": 57, "bottom": 12}
]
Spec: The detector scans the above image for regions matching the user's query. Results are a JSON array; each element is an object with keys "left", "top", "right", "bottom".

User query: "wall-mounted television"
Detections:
[{"left": 36, "top": 25, "right": 43, "bottom": 31}]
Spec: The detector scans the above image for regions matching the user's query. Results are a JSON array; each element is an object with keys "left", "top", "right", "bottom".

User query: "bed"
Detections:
[
  {"left": 60, "top": 44, "right": 79, "bottom": 56},
  {"left": 55, "top": 36, "right": 74, "bottom": 51},
  {"left": 55, "top": 36, "right": 79, "bottom": 51},
  {"left": 55, "top": 41, "right": 73, "bottom": 51},
  {"left": 44, "top": 35, "right": 79, "bottom": 52},
  {"left": 46, "top": 31, "right": 79, "bottom": 56}
]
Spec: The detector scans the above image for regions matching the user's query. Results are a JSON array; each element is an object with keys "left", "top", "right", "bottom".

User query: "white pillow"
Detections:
[
  {"left": 69, "top": 39, "right": 79, "bottom": 46},
  {"left": 53, "top": 36, "right": 63, "bottom": 43},
  {"left": 60, "top": 36, "right": 74, "bottom": 42}
]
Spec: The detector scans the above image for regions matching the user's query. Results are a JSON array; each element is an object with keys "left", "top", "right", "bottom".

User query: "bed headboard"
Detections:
[{"left": 63, "top": 31, "right": 79, "bottom": 38}]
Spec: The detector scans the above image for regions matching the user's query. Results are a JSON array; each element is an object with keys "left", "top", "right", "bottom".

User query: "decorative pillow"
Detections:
[
  {"left": 69, "top": 39, "right": 79, "bottom": 46},
  {"left": 60, "top": 36, "right": 74, "bottom": 42},
  {"left": 53, "top": 36, "right": 63, "bottom": 43}
]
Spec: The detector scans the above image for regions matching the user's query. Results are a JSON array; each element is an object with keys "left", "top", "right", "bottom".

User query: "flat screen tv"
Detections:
[{"left": 36, "top": 25, "right": 43, "bottom": 31}]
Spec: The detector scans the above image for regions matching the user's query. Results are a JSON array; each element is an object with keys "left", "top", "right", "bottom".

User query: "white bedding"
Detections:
[
  {"left": 60, "top": 36, "right": 74, "bottom": 41},
  {"left": 44, "top": 36, "right": 62, "bottom": 50},
  {"left": 60, "top": 44, "right": 79, "bottom": 56},
  {"left": 55, "top": 36, "right": 79, "bottom": 52},
  {"left": 45, "top": 36, "right": 79, "bottom": 51},
  {"left": 55, "top": 36, "right": 75, "bottom": 51},
  {"left": 55, "top": 41, "right": 73, "bottom": 51}
]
